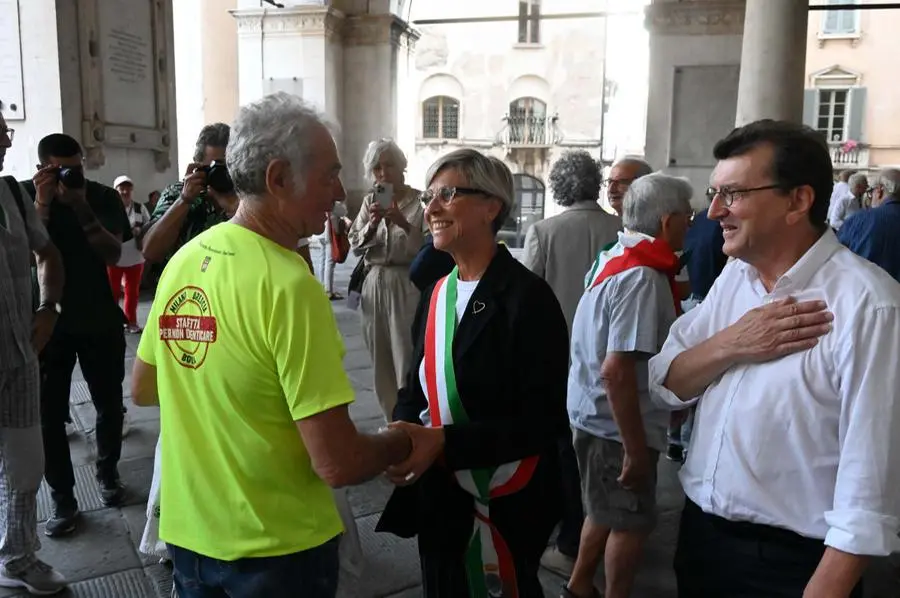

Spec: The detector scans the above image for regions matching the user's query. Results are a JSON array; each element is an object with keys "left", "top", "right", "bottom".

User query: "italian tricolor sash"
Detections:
[
  {"left": 584, "top": 233, "right": 683, "bottom": 314},
  {"left": 423, "top": 268, "right": 538, "bottom": 598}
]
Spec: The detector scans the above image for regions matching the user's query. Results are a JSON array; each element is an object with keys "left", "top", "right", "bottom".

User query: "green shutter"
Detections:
[
  {"left": 847, "top": 87, "right": 867, "bottom": 142},
  {"left": 802, "top": 89, "right": 817, "bottom": 128}
]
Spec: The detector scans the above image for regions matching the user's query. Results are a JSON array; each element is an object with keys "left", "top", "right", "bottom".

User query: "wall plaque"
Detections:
[
  {"left": 78, "top": 0, "right": 172, "bottom": 170},
  {"left": 0, "top": 0, "right": 25, "bottom": 121},
  {"left": 669, "top": 65, "right": 739, "bottom": 168}
]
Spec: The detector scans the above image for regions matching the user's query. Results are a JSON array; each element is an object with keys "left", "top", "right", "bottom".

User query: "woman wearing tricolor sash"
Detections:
[{"left": 376, "top": 150, "right": 571, "bottom": 597}]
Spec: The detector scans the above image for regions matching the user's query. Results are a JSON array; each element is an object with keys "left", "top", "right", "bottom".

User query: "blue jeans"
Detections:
[{"left": 167, "top": 536, "right": 340, "bottom": 598}]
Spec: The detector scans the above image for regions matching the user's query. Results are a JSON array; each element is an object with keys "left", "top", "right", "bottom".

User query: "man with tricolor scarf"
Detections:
[{"left": 562, "top": 173, "right": 694, "bottom": 598}]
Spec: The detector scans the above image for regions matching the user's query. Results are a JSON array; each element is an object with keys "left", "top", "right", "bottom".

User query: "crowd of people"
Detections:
[{"left": 1, "top": 93, "right": 899, "bottom": 598}]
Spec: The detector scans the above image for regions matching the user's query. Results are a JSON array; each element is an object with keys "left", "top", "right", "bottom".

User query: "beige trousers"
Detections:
[{"left": 360, "top": 265, "right": 419, "bottom": 419}]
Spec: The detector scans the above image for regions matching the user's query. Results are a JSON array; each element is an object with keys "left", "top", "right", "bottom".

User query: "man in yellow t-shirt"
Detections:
[{"left": 132, "top": 93, "right": 414, "bottom": 598}]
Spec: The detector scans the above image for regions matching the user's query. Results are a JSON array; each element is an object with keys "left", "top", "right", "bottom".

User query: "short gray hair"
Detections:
[
  {"left": 879, "top": 168, "right": 900, "bottom": 197},
  {"left": 426, "top": 149, "right": 514, "bottom": 234},
  {"left": 548, "top": 150, "right": 602, "bottom": 206},
  {"left": 226, "top": 92, "right": 333, "bottom": 198},
  {"left": 613, "top": 156, "right": 653, "bottom": 179},
  {"left": 363, "top": 139, "right": 408, "bottom": 183},
  {"left": 848, "top": 172, "right": 868, "bottom": 190},
  {"left": 622, "top": 173, "right": 694, "bottom": 237}
]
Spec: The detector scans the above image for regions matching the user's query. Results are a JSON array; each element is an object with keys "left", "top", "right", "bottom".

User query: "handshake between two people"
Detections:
[{"left": 382, "top": 421, "right": 446, "bottom": 487}]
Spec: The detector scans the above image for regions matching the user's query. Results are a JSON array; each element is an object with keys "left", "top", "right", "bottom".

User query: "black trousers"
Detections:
[
  {"left": 675, "top": 499, "right": 864, "bottom": 598},
  {"left": 39, "top": 326, "right": 125, "bottom": 509},
  {"left": 556, "top": 431, "right": 584, "bottom": 557}
]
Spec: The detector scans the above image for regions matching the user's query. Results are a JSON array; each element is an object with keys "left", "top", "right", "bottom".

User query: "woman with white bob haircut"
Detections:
[
  {"left": 377, "top": 149, "right": 570, "bottom": 597},
  {"left": 349, "top": 139, "right": 426, "bottom": 419}
]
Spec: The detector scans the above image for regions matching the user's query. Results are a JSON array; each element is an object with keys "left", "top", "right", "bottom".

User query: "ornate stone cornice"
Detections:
[
  {"left": 230, "top": 7, "right": 345, "bottom": 40},
  {"left": 343, "top": 13, "right": 420, "bottom": 49},
  {"left": 645, "top": 1, "right": 745, "bottom": 36}
]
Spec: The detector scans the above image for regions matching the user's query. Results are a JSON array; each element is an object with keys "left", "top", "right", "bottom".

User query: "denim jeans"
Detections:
[{"left": 167, "top": 536, "right": 340, "bottom": 598}]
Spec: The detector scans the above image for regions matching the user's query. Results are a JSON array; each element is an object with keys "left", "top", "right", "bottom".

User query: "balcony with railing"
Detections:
[
  {"left": 829, "top": 140, "right": 870, "bottom": 169},
  {"left": 495, "top": 113, "right": 563, "bottom": 148}
]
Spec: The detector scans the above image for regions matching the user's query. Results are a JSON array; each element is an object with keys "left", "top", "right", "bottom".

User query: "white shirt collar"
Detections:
[{"left": 734, "top": 229, "right": 842, "bottom": 293}]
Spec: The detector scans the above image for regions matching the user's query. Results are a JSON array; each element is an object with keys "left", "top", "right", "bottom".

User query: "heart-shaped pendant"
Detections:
[{"left": 473, "top": 301, "right": 486, "bottom": 315}]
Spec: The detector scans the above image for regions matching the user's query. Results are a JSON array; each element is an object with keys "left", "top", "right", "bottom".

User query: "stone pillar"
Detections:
[
  {"left": 734, "top": 0, "right": 808, "bottom": 125},
  {"left": 340, "top": 13, "right": 418, "bottom": 215},
  {"left": 230, "top": 5, "right": 345, "bottom": 122}
]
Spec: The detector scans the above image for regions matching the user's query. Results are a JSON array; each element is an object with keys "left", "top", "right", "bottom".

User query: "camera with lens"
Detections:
[
  {"left": 56, "top": 166, "right": 86, "bottom": 190},
  {"left": 200, "top": 160, "right": 234, "bottom": 194}
]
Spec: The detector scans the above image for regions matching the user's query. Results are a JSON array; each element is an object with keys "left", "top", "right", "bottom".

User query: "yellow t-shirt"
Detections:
[{"left": 137, "top": 222, "right": 354, "bottom": 560}]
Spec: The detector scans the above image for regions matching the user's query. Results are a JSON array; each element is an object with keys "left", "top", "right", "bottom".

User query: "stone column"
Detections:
[
  {"left": 230, "top": 5, "right": 345, "bottom": 121},
  {"left": 340, "top": 13, "right": 419, "bottom": 216},
  {"left": 734, "top": 0, "right": 808, "bottom": 125}
]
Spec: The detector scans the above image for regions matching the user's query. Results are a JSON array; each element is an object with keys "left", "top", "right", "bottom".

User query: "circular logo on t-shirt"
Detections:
[{"left": 159, "top": 285, "right": 217, "bottom": 369}]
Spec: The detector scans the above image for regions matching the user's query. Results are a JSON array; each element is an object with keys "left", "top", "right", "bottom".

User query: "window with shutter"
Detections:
[
  {"left": 821, "top": 0, "right": 860, "bottom": 35},
  {"left": 815, "top": 89, "right": 849, "bottom": 142}
]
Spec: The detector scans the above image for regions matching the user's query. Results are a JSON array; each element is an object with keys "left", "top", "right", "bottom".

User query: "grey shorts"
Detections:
[{"left": 573, "top": 429, "right": 659, "bottom": 531}]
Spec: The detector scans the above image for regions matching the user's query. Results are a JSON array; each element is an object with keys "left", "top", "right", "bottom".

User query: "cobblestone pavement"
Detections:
[{"left": 7, "top": 247, "right": 897, "bottom": 597}]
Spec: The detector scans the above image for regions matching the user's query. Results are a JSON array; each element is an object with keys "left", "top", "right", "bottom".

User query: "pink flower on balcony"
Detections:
[{"left": 841, "top": 139, "right": 859, "bottom": 154}]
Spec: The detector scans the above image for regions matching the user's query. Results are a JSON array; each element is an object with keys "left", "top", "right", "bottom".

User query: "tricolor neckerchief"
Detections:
[
  {"left": 584, "top": 232, "right": 683, "bottom": 315},
  {"left": 423, "top": 267, "right": 538, "bottom": 598}
]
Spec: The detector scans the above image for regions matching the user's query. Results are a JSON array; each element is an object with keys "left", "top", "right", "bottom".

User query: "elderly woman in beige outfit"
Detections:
[{"left": 349, "top": 139, "right": 426, "bottom": 418}]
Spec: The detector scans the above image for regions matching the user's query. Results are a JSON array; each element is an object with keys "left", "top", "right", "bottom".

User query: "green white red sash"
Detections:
[
  {"left": 584, "top": 232, "right": 683, "bottom": 315},
  {"left": 423, "top": 268, "right": 538, "bottom": 598}
]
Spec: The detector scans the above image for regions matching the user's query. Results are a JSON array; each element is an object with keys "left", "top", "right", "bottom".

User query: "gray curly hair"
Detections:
[{"left": 548, "top": 151, "right": 603, "bottom": 206}]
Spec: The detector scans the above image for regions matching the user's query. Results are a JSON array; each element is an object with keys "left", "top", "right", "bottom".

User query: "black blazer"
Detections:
[{"left": 377, "top": 245, "right": 570, "bottom": 558}]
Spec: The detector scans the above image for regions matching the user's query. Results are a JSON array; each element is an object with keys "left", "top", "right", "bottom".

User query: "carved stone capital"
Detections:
[
  {"left": 230, "top": 7, "right": 345, "bottom": 40},
  {"left": 343, "top": 13, "right": 420, "bottom": 49},
  {"left": 645, "top": 1, "right": 746, "bottom": 36}
]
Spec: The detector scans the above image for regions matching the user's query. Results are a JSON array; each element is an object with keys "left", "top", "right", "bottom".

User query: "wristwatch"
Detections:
[{"left": 36, "top": 302, "right": 62, "bottom": 316}]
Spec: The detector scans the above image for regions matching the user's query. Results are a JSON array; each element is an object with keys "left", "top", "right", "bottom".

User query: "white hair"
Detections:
[
  {"left": 613, "top": 156, "right": 654, "bottom": 178},
  {"left": 226, "top": 92, "right": 336, "bottom": 198},
  {"left": 623, "top": 173, "right": 694, "bottom": 237},
  {"left": 847, "top": 172, "right": 868, "bottom": 190},
  {"left": 362, "top": 139, "right": 408, "bottom": 184},
  {"left": 878, "top": 168, "right": 900, "bottom": 197}
]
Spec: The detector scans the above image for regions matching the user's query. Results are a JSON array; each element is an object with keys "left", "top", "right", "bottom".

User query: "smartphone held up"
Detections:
[{"left": 374, "top": 182, "right": 393, "bottom": 210}]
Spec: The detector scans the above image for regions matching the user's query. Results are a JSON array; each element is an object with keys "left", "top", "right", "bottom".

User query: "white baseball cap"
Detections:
[{"left": 113, "top": 175, "right": 133, "bottom": 189}]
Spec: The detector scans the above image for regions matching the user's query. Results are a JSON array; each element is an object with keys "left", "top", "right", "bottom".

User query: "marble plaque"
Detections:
[
  {"left": 97, "top": 0, "right": 156, "bottom": 128},
  {"left": 669, "top": 65, "right": 739, "bottom": 168},
  {"left": 0, "top": 0, "right": 25, "bottom": 121}
]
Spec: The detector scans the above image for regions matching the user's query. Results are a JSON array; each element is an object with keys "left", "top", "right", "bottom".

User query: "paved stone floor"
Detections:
[{"left": 8, "top": 247, "right": 898, "bottom": 597}]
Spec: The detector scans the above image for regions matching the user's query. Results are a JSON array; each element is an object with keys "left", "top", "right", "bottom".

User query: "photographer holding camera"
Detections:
[
  {"left": 142, "top": 123, "right": 238, "bottom": 263},
  {"left": 24, "top": 133, "right": 132, "bottom": 538}
]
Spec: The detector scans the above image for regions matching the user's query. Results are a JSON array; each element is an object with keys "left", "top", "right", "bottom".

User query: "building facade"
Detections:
[
  {"left": 406, "top": 0, "right": 648, "bottom": 245},
  {"left": 803, "top": 0, "right": 900, "bottom": 171}
]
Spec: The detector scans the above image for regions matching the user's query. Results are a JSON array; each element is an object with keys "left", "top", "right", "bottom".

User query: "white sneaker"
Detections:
[{"left": 0, "top": 560, "right": 67, "bottom": 595}]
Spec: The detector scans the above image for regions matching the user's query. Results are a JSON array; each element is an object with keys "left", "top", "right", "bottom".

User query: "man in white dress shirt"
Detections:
[
  {"left": 827, "top": 172, "right": 867, "bottom": 231},
  {"left": 649, "top": 119, "right": 900, "bottom": 598}
]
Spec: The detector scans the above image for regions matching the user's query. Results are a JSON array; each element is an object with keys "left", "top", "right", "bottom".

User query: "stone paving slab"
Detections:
[
  {"left": 345, "top": 514, "right": 421, "bottom": 598},
  {"left": 37, "top": 510, "right": 142, "bottom": 583}
]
